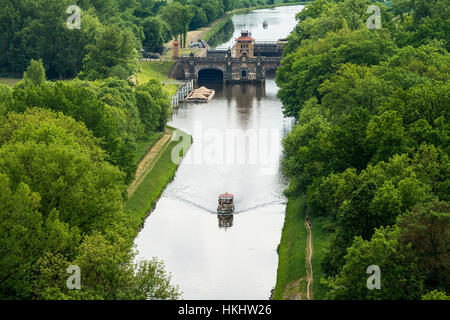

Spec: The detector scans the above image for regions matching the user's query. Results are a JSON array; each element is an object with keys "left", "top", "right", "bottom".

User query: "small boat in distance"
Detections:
[{"left": 217, "top": 192, "right": 235, "bottom": 214}]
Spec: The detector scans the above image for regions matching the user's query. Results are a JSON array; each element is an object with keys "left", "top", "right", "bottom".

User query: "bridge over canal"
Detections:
[
  {"left": 170, "top": 31, "right": 286, "bottom": 82},
  {"left": 171, "top": 52, "right": 281, "bottom": 82}
]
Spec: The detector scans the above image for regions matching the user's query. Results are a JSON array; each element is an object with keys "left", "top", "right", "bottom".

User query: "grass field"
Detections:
[
  {"left": 0, "top": 77, "right": 21, "bottom": 87},
  {"left": 125, "top": 127, "right": 191, "bottom": 229}
]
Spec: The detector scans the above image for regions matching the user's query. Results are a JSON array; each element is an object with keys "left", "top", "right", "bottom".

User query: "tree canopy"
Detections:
[
  {"left": 277, "top": 0, "right": 450, "bottom": 299},
  {"left": 0, "top": 107, "right": 180, "bottom": 300},
  {"left": 0, "top": 0, "right": 264, "bottom": 79}
]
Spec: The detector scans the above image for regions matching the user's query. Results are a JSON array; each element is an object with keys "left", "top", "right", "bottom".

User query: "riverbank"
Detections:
[
  {"left": 130, "top": 63, "right": 190, "bottom": 226},
  {"left": 273, "top": 195, "right": 308, "bottom": 299},
  {"left": 133, "top": 131, "right": 165, "bottom": 164},
  {"left": 138, "top": 61, "right": 179, "bottom": 94},
  {"left": 128, "top": 128, "right": 173, "bottom": 199},
  {"left": 273, "top": 194, "right": 329, "bottom": 299},
  {"left": 125, "top": 126, "right": 192, "bottom": 230}
]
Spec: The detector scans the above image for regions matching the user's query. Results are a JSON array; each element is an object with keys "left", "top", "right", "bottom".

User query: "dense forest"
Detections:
[
  {"left": 0, "top": 58, "right": 179, "bottom": 299},
  {"left": 0, "top": 0, "right": 275, "bottom": 79},
  {"left": 276, "top": 0, "right": 449, "bottom": 299}
]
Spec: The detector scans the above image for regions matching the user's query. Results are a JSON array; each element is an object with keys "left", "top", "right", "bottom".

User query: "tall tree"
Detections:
[
  {"left": 22, "top": 59, "right": 46, "bottom": 86},
  {"left": 81, "top": 25, "right": 139, "bottom": 80}
]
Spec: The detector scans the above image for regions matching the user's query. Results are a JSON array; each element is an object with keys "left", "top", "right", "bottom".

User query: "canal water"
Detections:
[{"left": 134, "top": 5, "right": 304, "bottom": 299}]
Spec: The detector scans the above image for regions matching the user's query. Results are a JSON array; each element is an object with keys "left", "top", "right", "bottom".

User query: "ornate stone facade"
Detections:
[{"left": 172, "top": 51, "right": 281, "bottom": 82}]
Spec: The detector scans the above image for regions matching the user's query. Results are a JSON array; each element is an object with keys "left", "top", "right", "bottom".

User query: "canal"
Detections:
[{"left": 134, "top": 5, "right": 305, "bottom": 299}]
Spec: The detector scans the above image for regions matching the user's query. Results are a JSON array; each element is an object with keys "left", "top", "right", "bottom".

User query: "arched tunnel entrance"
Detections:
[{"left": 198, "top": 68, "right": 224, "bottom": 81}]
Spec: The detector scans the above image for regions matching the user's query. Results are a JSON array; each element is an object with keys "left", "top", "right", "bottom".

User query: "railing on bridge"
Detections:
[
  {"left": 175, "top": 56, "right": 282, "bottom": 63},
  {"left": 176, "top": 56, "right": 223, "bottom": 62},
  {"left": 254, "top": 41, "right": 278, "bottom": 45}
]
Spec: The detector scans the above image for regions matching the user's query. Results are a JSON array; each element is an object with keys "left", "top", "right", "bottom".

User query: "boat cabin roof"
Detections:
[{"left": 219, "top": 192, "right": 234, "bottom": 200}]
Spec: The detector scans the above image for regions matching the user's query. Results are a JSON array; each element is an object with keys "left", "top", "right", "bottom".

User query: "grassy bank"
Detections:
[
  {"left": 138, "top": 60, "right": 174, "bottom": 82},
  {"left": 125, "top": 127, "right": 191, "bottom": 229},
  {"left": 138, "top": 60, "right": 178, "bottom": 91},
  {"left": 273, "top": 193, "right": 329, "bottom": 299},
  {"left": 133, "top": 131, "right": 164, "bottom": 165},
  {"left": 273, "top": 195, "right": 308, "bottom": 299}
]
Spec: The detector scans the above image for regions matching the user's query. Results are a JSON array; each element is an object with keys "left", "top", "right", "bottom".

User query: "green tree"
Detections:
[
  {"left": 34, "top": 231, "right": 181, "bottom": 299},
  {"left": 82, "top": 25, "right": 139, "bottom": 80},
  {"left": 0, "top": 108, "right": 125, "bottom": 233},
  {"left": 325, "top": 226, "right": 423, "bottom": 299},
  {"left": 188, "top": 6, "right": 208, "bottom": 30},
  {"left": 422, "top": 290, "right": 450, "bottom": 300},
  {"left": 0, "top": 85, "right": 11, "bottom": 116},
  {"left": 0, "top": 174, "right": 80, "bottom": 299},
  {"left": 162, "top": 2, "right": 193, "bottom": 47},
  {"left": 276, "top": 29, "right": 396, "bottom": 117},
  {"left": 98, "top": 77, "right": 142, "bottom": 138},
  {"left": 365, "top": 111, "right": 409, "bottom": 163},
  {"left": 135, "top": 80, "right": 169, "bottom": 133},
  {"left": 22, "top": 59, "right": 46, "bottom": 86},
  {"left": 142, "top": 17, "right": 165, "bottom": 52},
  {"left": 398, "top": 200, "right": 450, "bottom": 292},
  {"left": 7, "top": 80, "right": 138, "bottom": 182}
]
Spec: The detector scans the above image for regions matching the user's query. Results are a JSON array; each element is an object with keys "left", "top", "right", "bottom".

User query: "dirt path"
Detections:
[
  {"left": 128, "top": 128, "right": 173, "bottom": 197},
  {"left": 305, "top": 217, "right": 313, "bottom": 300},
  {"left": 282, "top": 208, "right": 314, "bottom": 300}
]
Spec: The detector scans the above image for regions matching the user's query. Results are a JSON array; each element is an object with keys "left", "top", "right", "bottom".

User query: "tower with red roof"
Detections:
[{"left": 235, "top": 31, "right": 255, "bottom": 58}]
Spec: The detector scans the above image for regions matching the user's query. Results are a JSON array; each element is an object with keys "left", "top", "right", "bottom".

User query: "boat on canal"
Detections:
[
  {"left": 185, "top": 86, "right": 215, "bottom": 103},
  {"left": 217, "top": 192, "right": 235, "bottom": 214}
]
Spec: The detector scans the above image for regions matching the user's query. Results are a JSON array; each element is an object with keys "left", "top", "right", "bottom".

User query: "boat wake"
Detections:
[
  {"left": 165, "top": 194, "right": 216, "bottom": 214},
  {"left": 164, "top": 194, "right": 285, "bottom": 215},
  {"left": 234, "top": 199, "right": 286, "bottom": 214}
]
